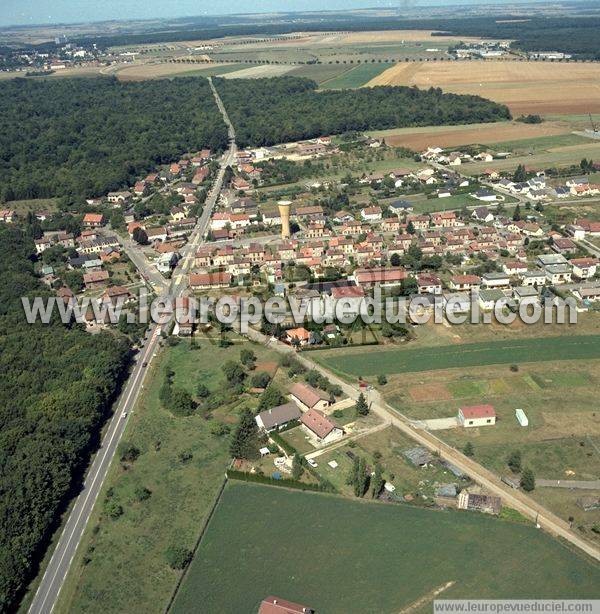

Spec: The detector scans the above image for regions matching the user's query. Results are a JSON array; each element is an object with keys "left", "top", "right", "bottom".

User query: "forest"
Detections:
[
  {"left": 0, "top": 226, "right": 131, "bottom": 611},
  {"left": 0, "top": 77, "right": 228, "bottom": 204},
  {"left": 213, "top": 77, "right": 511, "bottom": 148},
  {"left": 67, "top": 14, "right": 600, "bottom": 59}
]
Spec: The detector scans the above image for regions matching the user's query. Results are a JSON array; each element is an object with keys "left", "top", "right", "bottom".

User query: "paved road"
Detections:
[
  {"left": 28, "top": 77, "right": 238, "bottom": 614},
  {"left": 28, "top": 325, "right": 162, "bottom": 614},
  {"left": 244, "top": 327, "right": 600, "bottom": 563}
]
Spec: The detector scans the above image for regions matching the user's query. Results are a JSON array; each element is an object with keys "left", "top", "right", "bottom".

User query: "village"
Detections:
[{"left": 4, "top": 131, "right": 600, "bottom": 337}]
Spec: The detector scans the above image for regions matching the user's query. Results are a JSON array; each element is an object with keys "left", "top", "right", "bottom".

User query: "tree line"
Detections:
[
  {"left": 213, "top": 76, "right": 510, "bottom": 148},
  {"left": 0, "top": 226, "right": 131, "bottom": 610},
  {"left": 63, "top": 15, "right": 600, "bottom": 59},
  {"left": 0, "top": 77, "right": 228, "bottom": 204}
]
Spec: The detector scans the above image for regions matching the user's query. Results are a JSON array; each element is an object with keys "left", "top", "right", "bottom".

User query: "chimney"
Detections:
[{"left": 278, "top": 200, "right": 292, "bottom": 239}]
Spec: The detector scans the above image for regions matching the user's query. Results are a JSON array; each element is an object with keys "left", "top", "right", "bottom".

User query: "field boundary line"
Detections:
[{"left": 164, "top": 475, "right": 228, "bottom": 614}]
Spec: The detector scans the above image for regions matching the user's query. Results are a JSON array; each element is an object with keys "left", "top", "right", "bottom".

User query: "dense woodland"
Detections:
[
  {"left": 0, "top": 227, "right": 131, "bottom": 611},
  {"left": 214, "top": 77, "right": 510, "bottom": 148},
  {"left": 67, "top": 14, "right": 600, "bottom": 59},
  {"left": 0, "top": 77, "right": 228, "bottom": 204}
]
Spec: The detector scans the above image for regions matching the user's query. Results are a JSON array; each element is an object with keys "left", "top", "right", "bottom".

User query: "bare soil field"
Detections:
[
  {"left": 373, "top": 120, "right": 571, "bottom": 150},
  {"left": 114, "top": 62, "right": 230, "bottom": 80},
  {"left": 220, "top": 64, "right": 296, "bottom": 79},
  {"left": 367, "top": 61, "right": 600, "bottom": 115},
  {"left": 409, "top": 383, "right": 452, "bottom": 402}
]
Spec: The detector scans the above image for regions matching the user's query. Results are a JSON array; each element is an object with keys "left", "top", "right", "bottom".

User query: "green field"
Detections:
[
  {"left": 171, "top": 482, "right": 600, "bottom": 614},
  {"left": 172, "top": 63, "right": 247, "bottom": 78},
  {"left": 289, "top": 63, "right": 351, "bottom": 84},
  {"left": 55, "top": 337, "right": 276, "bottom": 614},
  {"left": 319, "top": 63, "right": 391, "bottom": 89},
  {"left": 315, "top": 335, "right": 600, "bottom": 377}
]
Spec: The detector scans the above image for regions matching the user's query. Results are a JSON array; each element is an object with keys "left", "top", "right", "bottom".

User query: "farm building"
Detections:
[
  {"left": 457, "top": 492, "right": 502, "bottom": 515},
  {"left": 255, "top": 402, "right": 302, "bottom": 433},
  {"left": 515, "top": 408, "right": 529, "bottom": 427},
  {"left": 458, "top": 405, "right": 496, "bottom": 428}
]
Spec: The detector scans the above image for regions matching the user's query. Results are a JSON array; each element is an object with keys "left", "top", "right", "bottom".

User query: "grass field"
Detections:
[
  {"left": 315, "top": 335, "right": 600, "bottom": 377},
  {"left": 465, "top": 141, "right": 600, "bottom": 175},
  {"left": 366, "top": 61, "right": 600, "bottom": 116},
  {"left": 171, "top": 482, "right": 600, "bottom": 614},
  {"left": 55, "top": 337, "right": 277, "bottom": 614},
  {"left": 318, "top": 63, "right": 391, "bottom": 89},
  {"left": 289, "top": 63, "right": 350, "bottom": 84}
]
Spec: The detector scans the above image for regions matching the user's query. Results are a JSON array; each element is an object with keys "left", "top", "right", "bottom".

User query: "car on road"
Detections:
[
  {"left": 307, "top": 458, "right": 318, "bottom": 468},
  {"left": 142, "top": 361, "right": 148, "bottom": 367},
  {"left": 121, "top": 411, "right": 127, "bottom": 419}
]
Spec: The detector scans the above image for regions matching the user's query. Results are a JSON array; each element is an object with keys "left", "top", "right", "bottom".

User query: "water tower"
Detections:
[{"left": 277, "top": 200, "right": 292, "bottom": 239}]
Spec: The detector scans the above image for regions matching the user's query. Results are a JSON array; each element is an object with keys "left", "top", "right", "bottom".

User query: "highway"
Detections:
[{"left": 28, "top": 77, "right": 237, "bottom": 614}]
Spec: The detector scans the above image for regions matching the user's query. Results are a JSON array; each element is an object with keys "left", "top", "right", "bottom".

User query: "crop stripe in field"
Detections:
[{"left": 318, "top": 335, "right": 600, "bottom": 376}]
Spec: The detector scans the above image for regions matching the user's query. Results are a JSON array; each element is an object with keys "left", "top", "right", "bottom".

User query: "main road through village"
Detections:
[{"left": 28, "top": 78, "right": 237, "bottom": 614}]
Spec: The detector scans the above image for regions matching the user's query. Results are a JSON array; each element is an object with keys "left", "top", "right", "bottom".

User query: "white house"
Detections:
[
  {"left": 360, "top": 206, "right": 383, "bottom": 222},
  {"left": 458, "top": 404, "right": 496, "bottom": 428}
]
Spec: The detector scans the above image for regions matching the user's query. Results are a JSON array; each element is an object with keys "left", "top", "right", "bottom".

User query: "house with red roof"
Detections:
[
  {"left": 458, "top": 404, "right": 496, "bottom": 428},
  {"left": 83, "top": 213, "right": 104, "bottom": 228},
  {"left": 300, "top": 408, "right": 344, "bottom": 444},
  {"left": 289, "top": 382, "right": 330, "bottom": 411},
  {"left": 258, "top": 596, "right": 314, "bottom": 614}
]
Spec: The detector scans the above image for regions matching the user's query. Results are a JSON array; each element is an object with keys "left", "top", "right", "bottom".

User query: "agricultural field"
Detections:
[
  {"left": 171, "top": 482, "right": 600, "bottom": 614},
  {"left": 465, "top": 141, "right": 600, "bottom": 176},
  {"left": 220, "top": 64, "right": 296, "bottom": 79},
  {"left": 54, "top": 337, "right": 279, "bottom": 614},
  {"left": 209, "top": 29, "right": 483, "bottom": 66},
  {"left": 317, "top": 63, "right": 392, "bottom": 89},
  {"left": 114, "top": 62, "right": 246, "bottom": 81},
  {"left": 372, "top": 357, "right": 600, "bottom": 539},
  {"left": 316, "top": 334, "right": 600, "bottom": 377},
  {"left": 367, "top": 61, "right": 600, "bottom": 116},
  {"left": 367, "top": 119, "right": 576, "bottom": 151}
]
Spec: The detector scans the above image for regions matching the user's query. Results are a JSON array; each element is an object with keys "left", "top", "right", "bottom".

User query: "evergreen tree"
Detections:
[
  {"left": 463, "top": 442, "right": 475, "bottom": 457},
  {"left": 371, "top": 463, "right": 384, "bottom": 498},
  {"left": 229, "top": 409, "right": 260, "bottom": 460},
  {"left": 513, "top": 164, "right": 527, "bottom": 183},
  {"left": 354, "top": 457, "right": 369, "bottom": 497},
  {"left": 521, "top": 468, "right": 536, "bottom": 491},
  {"left": 355, "top": 392, "right": 369, "bottom": 416},
  {"left": 292, "top": 454, "right": 304, "bottom": 480},
  {"left": 512, "top": 203, "right": 522, "bottom": 221},
  {"left": 507, "top": 450, "right": 522, "bottom": 473}
]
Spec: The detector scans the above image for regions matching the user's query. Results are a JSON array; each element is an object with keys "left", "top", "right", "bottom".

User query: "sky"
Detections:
[{"left": 2, "top": 0, "right": 532, "bottom": 28}]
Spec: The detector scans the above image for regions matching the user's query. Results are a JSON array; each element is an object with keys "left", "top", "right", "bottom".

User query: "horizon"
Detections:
[{"left": 0, "top": 0, "right": 567, "bottom": 29}]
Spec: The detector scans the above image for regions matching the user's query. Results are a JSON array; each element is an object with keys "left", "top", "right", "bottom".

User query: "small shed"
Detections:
[
  {"left": 435, "top": 484, "right": 458, "bottom": 498},
  {"left": 404, "top": 446, "right": 434, "bottom": 467},
  {"left": 515, "top": 408, "right": 529, "bottom": 427}
]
